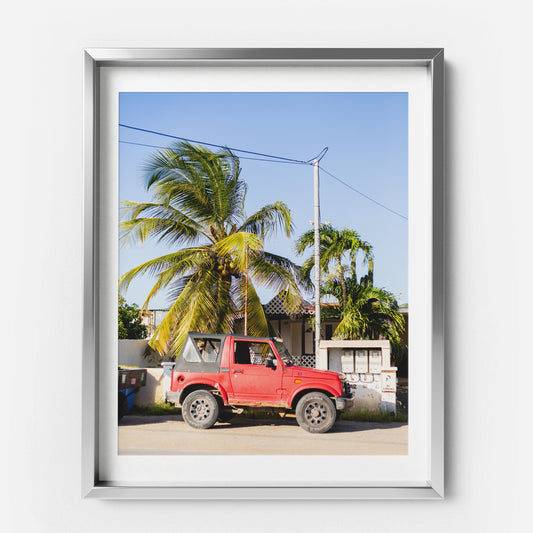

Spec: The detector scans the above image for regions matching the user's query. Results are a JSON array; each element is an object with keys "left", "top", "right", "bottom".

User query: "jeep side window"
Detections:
[
  {"left": 181, "top": 337, "right": 202, "bottom": 362},
  {"left": 195, "top": 338, "right": 221, "bottom": 362},
  {"left": 181, "top": 337, "right": 221, "bottom": 363},
  {"left": 234, "top": 341, "right": 274, "bottom": 365}
]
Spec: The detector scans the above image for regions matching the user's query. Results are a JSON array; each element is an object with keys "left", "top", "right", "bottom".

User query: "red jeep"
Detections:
[{"left": 166, "top": 332, "right": 353, "bottom": 433}]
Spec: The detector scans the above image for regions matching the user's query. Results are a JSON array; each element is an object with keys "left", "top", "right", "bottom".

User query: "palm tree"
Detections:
[
  {"left": 295, "top": 226, "right": 372, "bottom": 309},
  {"left": 119, "top": 141, "right": 305, "bottom": 357},
  {"left": 322, "top": 275, "right": 404, "bottom": 345},
  {"left": 296, "top": 226, "right": 404, "bottom": 359}
]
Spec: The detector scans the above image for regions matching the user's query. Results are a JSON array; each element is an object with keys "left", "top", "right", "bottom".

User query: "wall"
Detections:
[
  {"left": 318, "top": 340, "right": 397, "bottom": 413},
  {"left": 117, "top": 342, "right": 169, "bottom": 405},
  {"left": 131, "top": 369, "right": 165, "bottom": 406},
  {"left": 118, "top": 339, "right": 150, "bottom": 368},
  {"left": 2, "top": 1, "right": 532, "bottom": 532}
]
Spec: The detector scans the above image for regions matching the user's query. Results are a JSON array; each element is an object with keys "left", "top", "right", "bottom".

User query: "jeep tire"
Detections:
[
  {"left": 182, "top": 390, "right": 219, "bottom": 429},
  {"left": 295, "top": 392, "right": 337, "bottom": 433}
]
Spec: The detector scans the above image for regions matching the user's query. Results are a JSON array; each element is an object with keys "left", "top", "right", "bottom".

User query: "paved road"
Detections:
[{"left": 118, "top": 415, "right": 408, "bottom": 455}]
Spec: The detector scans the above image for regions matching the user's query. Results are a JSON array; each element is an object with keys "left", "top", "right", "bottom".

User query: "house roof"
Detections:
[{"left": 262, "top": 294, "right": 314, "bottom": 318}]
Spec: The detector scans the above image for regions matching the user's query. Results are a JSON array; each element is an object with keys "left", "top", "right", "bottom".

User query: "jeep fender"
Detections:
[
  {"left": 289, "top": 383, "right": 341, "bottom": 409},
  {"left": 179, "top": 379, "right": 229, "bottom": 405}
]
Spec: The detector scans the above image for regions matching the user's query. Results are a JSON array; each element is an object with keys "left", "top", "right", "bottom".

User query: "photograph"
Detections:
[
  {"left": 7, "top": 0, "right": 533, "bottom": 527},
  {"left": 116, "top": 91, "right": 409, "bottom": 455}
]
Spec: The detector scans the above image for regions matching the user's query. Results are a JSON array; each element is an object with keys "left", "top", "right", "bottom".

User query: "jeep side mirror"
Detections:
[{"left": 265, "top": 357, "right": 275, "bottom": 369}]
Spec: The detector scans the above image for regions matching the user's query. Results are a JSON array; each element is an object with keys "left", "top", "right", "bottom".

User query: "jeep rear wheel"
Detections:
[
  {"left": 295, "top": 392, "right": 337, "bottom": 433},
  {"left": 182, "top": 390, "right": 219, "bottom": 429}
]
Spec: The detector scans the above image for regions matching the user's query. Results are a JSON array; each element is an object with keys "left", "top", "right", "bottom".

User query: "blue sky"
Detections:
[{"left": 119, "top": 92, "right": 408, "bottom": 309}]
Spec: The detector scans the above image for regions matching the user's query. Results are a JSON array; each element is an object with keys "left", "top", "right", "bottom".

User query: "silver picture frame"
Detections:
[{"left": 82, "top": 48, "right": 444, "bottom": 499}]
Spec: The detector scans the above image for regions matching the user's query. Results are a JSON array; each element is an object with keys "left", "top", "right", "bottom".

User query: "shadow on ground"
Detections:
[{"left": 119, "top": 414, "right": 407, "bottom": 434}]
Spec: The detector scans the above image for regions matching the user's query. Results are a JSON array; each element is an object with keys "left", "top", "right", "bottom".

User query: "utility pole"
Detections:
[
  {"left": 244, "top": 242, "right": 249, "bottom": 336},
  {"left": 313, "top": 159, "right": 321, "bottom": 360}
]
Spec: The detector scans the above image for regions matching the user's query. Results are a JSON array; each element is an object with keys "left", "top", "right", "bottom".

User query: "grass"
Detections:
[
  {"left": 130, "top": 402, "right": 179, "bottom": 416},
  {"left": 339, "top": 410, "right": 408, "bottom": 423}
]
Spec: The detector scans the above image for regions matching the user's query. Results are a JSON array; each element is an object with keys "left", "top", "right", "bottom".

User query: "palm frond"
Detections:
[
  {"left": 120, "top": 200, "right": 210, "bottom": 245},
  {"left": 238, "top": 201, "right": 293, "bottom": 239},
  {"left": 118, "top": 248, "right": 211, "bottom": 293},
  {"left": 143, "top": 142, "right": 246, "bottom": 231},
  {"left": 250, "top": 254, "right": 304, "bottom": 315},
  {"left": 232, "top": 276, "right": 270, "bottom": 337},
  {"left": 214, "top": 232, "right": 263, "bottom": 271},
  {"left": 262, "top": 251, "right": 313, "bottom": 293},
  {"left": 332, "top": 283, "right": 404, "bottom": 342},
  {"left": 149, "top": 268, "right": 227, "bottom": 356}
]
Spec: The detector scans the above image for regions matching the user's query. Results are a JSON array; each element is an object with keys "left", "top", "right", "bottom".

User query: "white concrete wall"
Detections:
[
  {"left": 317, "top": 340, "right": 392, "bottom": 369},
  {"left": 4, "top": 1, "right": 533, "bottom": 532},
  {"left": 132, "top": 368, "right": 165, "bottom": 406},
  {"left": 318, "top": 340, "right": 397, "bottom": 413},
  {"left": 118, "top": 343, "right": 169, "bottom": 405},
  {"left": 118, "top": 339, "right": 150, "bottom": 367}
]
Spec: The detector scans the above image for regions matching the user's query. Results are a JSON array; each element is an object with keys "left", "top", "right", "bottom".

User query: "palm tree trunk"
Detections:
[
  {"left": 244, "top": 243, "right": 248, "bottom": 335},
  {"left": 368, "top": 256, "right": 374, "bottom": 287},
  {"left": 350, "top": 256, "right": 357, "bottom": 284},
  {"left": 338, "top": 260, "right": 347, "bottom": 310}
]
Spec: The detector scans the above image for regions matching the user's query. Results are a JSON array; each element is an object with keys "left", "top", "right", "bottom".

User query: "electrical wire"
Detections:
[
  {"left": 119, "top": 141, "right": 309, "bottom": 166},
  {"left": 319, "top": 166, "right": 408, "bottom": 220},
  {"left": 119, "top": 126, "right": 406, "bottom": 220},
  {"left": 119, "top": 123, "right": 314, "bottom": 164},
  {"left": 313, "top": 147, "right": 329, "bottom": 162}
]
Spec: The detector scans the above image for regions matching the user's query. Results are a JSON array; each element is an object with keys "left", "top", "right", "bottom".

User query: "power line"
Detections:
[
  {"left": 319, "top": 166, "right": 408, "bottom": 220},
  {"left": 119, "top": 125, "right": 406, "bottom": 220},
  {"left": 119, "top": 140, "right": 308, "bottom": 166},
  {"left": 120, "top": 140, "right": 168, "bottom": 150},
  {"left": 119, "top": 123, "right": 315, "bottom": 164}
]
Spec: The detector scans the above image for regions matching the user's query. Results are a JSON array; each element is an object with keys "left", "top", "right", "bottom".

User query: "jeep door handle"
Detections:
[{"left": 233, "top": 370, "right": 243, "bottom": 374}]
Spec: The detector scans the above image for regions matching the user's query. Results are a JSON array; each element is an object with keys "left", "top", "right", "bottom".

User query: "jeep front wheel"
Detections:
[
  {"left": 295, "top": 392, "right": 337, "bottom": 433},
  {"left": 182, "top": 390, "right": 219, "bottom": 429}
]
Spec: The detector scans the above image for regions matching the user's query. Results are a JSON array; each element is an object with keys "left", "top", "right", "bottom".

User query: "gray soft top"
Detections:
[{"left": 174, "top": 332, "right": 275, "bottom": 372}]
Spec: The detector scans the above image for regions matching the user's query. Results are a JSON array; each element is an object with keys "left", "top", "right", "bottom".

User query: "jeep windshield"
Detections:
[{"left": 273, "top": 339, "right": 295, "bottom": 366}]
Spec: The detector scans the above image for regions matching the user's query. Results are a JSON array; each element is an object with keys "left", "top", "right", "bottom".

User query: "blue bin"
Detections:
[{"left": 121, "top": 387, "right": 136, "bottom": 414}]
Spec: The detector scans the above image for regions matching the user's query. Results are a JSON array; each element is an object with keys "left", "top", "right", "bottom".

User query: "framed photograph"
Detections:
[{"left": 83, "top": 48, "right": 444, "bottom": 499}]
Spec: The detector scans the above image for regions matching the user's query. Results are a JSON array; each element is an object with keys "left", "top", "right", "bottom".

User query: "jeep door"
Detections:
[{"left": 229, "top": 340, "right": 283, "bottom": 404}]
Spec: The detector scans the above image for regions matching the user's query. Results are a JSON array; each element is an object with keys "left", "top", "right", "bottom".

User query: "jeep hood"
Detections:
[{"left": 289, "top": 366, "right": 342, "bottom": 380}]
